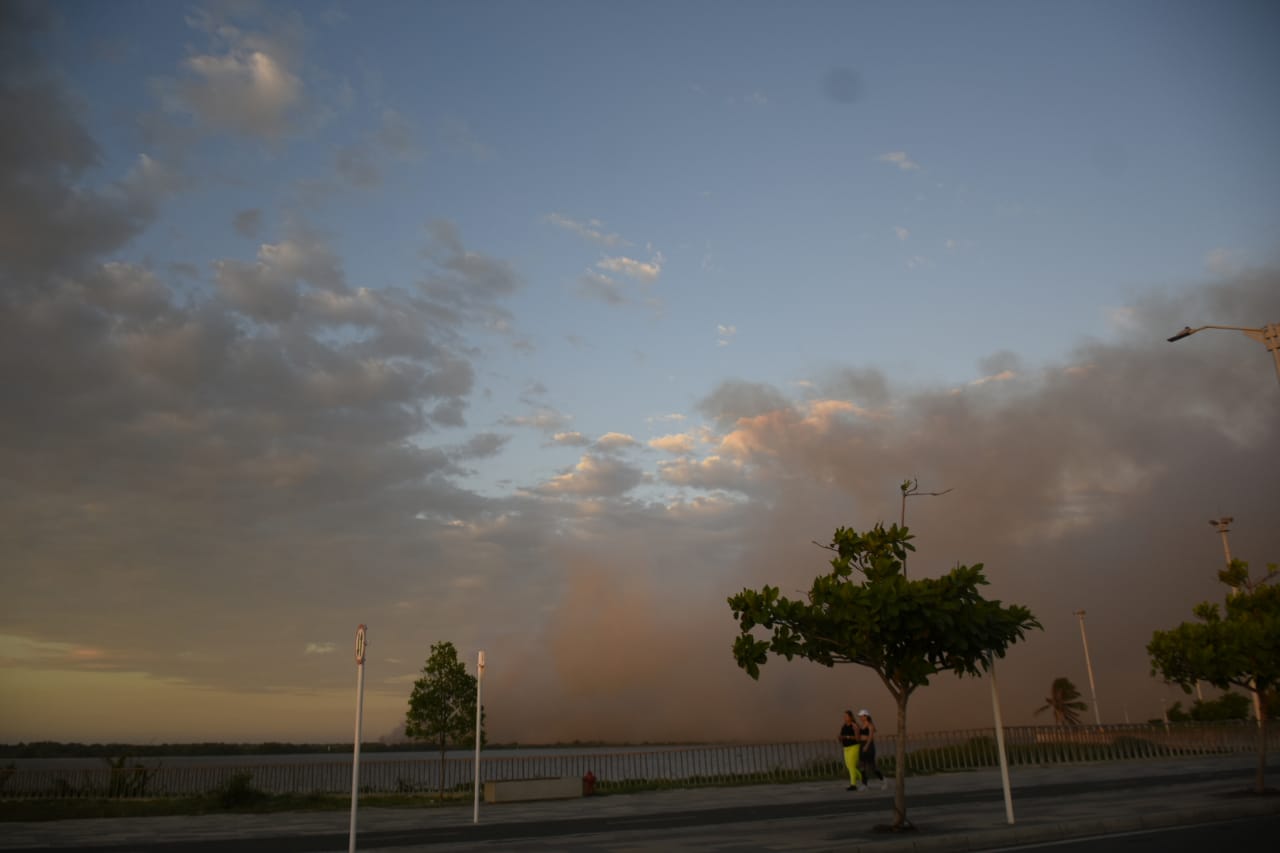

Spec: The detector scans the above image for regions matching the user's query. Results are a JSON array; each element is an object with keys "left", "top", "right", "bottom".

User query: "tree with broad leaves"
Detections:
[
  {"left": 1033, "top": 677, "right": 1087, "bottom": 726},
  {"left": 728, "top": 523, "right": 1040, "bottom": 832},
  {"left": 405, "top": 641, "right": 485, "bottom": 799},
  {"left": 1148, "top": 559, "right": 1278, "bottom": 794}
]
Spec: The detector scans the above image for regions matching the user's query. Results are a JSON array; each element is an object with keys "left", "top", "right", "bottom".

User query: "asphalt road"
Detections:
[
  {"left": 981, "top": 813, "right": 1276, "bottom": 851},
  {"left": 7, "top": 764, "right": 1274, "bottom": 853}
]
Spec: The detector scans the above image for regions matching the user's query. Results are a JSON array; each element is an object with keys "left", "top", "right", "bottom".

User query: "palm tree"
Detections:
[{"left": 1035, "top": 677, "right": 1088, "bottom": 725}]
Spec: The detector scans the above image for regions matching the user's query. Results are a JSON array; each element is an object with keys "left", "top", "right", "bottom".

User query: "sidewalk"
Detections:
[{"left": 3, "top": 756, "right": 1277, "bottom": 852}]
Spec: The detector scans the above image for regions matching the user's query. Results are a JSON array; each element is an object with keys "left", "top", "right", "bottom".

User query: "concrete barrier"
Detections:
[{"left": 484, "top": 777, "right": 581, "bottom": 803}]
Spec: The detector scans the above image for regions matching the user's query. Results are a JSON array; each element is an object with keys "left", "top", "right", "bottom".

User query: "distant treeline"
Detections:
[
  {"left": 1, "top": 741, "right": 421, "bottom": 759},
  {"left": 0, "top": 739, "right": 701, "bottom": 759}
]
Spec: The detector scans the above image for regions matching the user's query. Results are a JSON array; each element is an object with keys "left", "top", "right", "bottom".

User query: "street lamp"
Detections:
[
  {"left": 1166, "top": 322, "right": 1280, "bottom": 389},
  {"left": 1209, "top": 516, "right": 1234, "bottom": 568},
  {"left": 1073, "top": 610, "right": 1102, "bottom": 726}
]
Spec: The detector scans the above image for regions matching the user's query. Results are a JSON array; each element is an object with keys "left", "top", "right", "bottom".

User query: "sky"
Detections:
[{"left": 2, "top": 0, "right": 1278, "bottom": 746}]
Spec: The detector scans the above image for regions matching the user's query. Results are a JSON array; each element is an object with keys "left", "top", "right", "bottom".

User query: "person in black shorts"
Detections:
[{"left": 857, "top": 709, "right": 886, "bottom": 789}]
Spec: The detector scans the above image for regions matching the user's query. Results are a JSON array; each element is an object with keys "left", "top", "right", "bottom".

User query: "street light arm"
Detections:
[{"left": 1167, "top": 323, "right": 1267, "bottom": 342}]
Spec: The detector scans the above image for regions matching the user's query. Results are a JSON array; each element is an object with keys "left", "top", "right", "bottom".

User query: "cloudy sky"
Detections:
[{"left": 2, "top": 0, "right": 1278, "bottom": 746}]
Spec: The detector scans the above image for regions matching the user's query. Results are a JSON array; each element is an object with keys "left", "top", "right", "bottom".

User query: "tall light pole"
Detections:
[
  {"left": 1073, "top": 610, "right": 1102, "bottom": 726},
  {"left": 1209, "top": 516, "right": 1234, "bottom": 569},
  {"left": 899, "top": 478, "right": 952, "bottom": 578},
  {"left": 1207, "top": 517, "right": 1264, "bottom": 725},
  {"left": 349, "top": 624, "right": 367, "bottom": 853},
  {"left": 473, "top": 650, "right": 486, "bottom": 824},
  {"left": 1167, "top": 322, "right": 1280, "bottom": 389}
]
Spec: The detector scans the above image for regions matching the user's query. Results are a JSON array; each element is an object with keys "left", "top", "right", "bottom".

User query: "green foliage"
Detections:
[
  {"left": 1182, "top": 691, "right": 1244, "bottom": 717},
  {"left": 728, "top": 523, "right": 1039, "bottom": 697},
  {"left": 1148, "top": 560, "right": 1280, "bottom": 698},
  {"left": 103, "top": 756, "right": 160, "bottom": 798},
  {"left": 215, "top": 772, "right": 266, "bottom": 809},
  {"left": 1149, "top": 558, "right": 1279, "bottom": 793},
  {"left": 405, "top": 641, "right": 485, "bottom": 799},
  {"left": 405, "top": 641, "right": 484, "bottom": 749},
  {"left": 1034, "top": 677, "right": 1088, "bottom": 725},
  {"left": 728, "top": 522, "right": 1039, "bottom": 827}
]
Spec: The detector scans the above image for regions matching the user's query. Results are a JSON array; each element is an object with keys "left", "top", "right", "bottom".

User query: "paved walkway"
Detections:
[{"left": 4, "top": 756, "right": 1277, "bottom": 852}]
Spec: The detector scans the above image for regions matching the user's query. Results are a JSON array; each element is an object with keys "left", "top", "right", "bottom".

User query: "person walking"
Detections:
[
  {"left": 838, "top": 709, "right": 862, "bottom": 791},
  {"left": 857, "top": 710, "right": 886, "bottom": 790}
]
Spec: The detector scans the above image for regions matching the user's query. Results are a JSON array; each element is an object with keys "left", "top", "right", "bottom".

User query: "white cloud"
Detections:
[
  {"left": 597, "top": 253, "right": 663, "bottom": 282},
  {"left": 552, "top": 431, "right": 590, "bottom": 447},
  {"left": 304, "top": 642, "right": 336, "bottom": 655},
  {"left": 894, "top": 226, "right": 910, "bottom": 242},
  {"left": 502, "top": 408, "right": 573, "bottom": 432},
  {"left": 649, "top": 433, "right": 697, "bottom": 455},
  {"left": 545, "top": 213, "right": 626, "bottom": 248},
  {"left": 596, "top": 432, "right": 638, "bottom": 450},
  {"left": 170, "top": 31, "right": 303, "bottom": 140},
  {"left": 537, "top": 453, "right": 644, "bottom": 497},
  {"left": 716, "top": 324, "right": 737, "bottom": 347},
  {"left": 878, "top": 151, "right": 920, "bottom": 171},
  {"left": 906, "top": 255, "right": 930, "bottom": 270},
  {"left": 968, "top": 370, "right": 1018, "bottom": 387}
]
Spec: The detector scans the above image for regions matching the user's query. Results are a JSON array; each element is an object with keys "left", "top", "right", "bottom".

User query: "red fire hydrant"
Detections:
[{"left": 582, "top": 770, "right": 597, "bottom": 796}]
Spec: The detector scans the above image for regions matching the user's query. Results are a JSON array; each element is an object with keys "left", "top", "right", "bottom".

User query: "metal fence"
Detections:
[{"left": 2, "top": 722, "right": 1274, "bottom": 800}]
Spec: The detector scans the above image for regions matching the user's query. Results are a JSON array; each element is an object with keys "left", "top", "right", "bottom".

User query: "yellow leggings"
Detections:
[{"left": 843, "top": 744, "right": 862, "bottom": 786}]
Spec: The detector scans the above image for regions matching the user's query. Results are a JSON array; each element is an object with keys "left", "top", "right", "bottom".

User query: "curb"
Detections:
[{"left": 847, "top": 797, "right": 1280, "bottom": 852}]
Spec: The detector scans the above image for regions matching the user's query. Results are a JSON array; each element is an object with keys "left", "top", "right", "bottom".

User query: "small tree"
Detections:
[
  {"left": 1033, "top": 677, "right": 1087, "bottom": 726},
  {"left": 1185, "top": 692, "right": 1252, "bottom": 722},
  {"left": 1148, "top": 559, "right": 1278, "bottom": 794},
  {"left": 405, "top": 641, "right": 484, "bottom": 799},
  {"left": 728, "top": 523, "right": 1039, "bottom": 831}
]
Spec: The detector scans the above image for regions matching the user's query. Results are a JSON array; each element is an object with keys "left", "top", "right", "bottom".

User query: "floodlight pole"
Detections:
[
  {"left": 1073, "top": 610, "right": 1101, "bottom": 726},
  {"left": 473, "top": 650, "right": 486, "bottom": 824},
  {"left": 1166, "top": 322, "right": 1280, "bottom": 389},
  {"left": 1209, "top": 516, "right": 1234, "bottom": 571},
  {"left": 1207, "top": 518, "right": 1264, "bottom": 725}
]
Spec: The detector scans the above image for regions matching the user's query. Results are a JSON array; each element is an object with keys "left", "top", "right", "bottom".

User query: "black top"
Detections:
[{"left": 839, "top": 723, "right": 858, "bottom": 746}]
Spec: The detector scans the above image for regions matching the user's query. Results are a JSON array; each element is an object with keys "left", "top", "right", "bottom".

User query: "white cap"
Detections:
[{"left": 858, "top": 709, "right": 870, "bottom": 717}]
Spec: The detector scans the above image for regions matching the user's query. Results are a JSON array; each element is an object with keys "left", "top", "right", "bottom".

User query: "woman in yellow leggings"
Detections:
[{"left": 838, "top": 709, "right": 862, "bottom": 791}]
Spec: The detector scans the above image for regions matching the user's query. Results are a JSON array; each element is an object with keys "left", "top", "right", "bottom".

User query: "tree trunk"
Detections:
[
  {"left": 1255, "top": 691, "right": 1268, "bottom": 795},
  {"left": 893, "top": 691, "right": 909, "bottom": 829},
  {"left": 438, "top": 738, "right": 447, "bottom": 801}
]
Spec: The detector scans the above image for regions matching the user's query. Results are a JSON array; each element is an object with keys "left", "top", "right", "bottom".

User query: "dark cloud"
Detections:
[
  {"left": 697, "top": 380, "right": 793, "bottom": 428},
  {"left": 821, "top": 366, "right": 891, "bottom": 409},
  {"left": 455, "top": 432, "right": 510, "bottom": 459},
  {"left": 233, "top": 208, "right": 263, "bottom": 238},
  {"left": 0, "top": 66, "right": 176, "bottom": 280}
]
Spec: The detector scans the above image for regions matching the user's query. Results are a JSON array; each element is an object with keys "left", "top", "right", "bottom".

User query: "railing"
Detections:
[{"left": 2, "top": 722, "right": 1274, "bottom": 800}]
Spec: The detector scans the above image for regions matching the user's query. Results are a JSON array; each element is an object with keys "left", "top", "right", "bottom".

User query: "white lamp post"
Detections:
[
  {"left": 349, "top": 624, "right": 367, "bottom": 853},
  {"left": 1073, "top": 610, "right": 1102, "bottom": 726},
  {"left": 987, "top": 656, "right": 1015, "bottom": 825},
  {"left": 1167, "top": 322, "right": 1280, "bottom": 389},
  {"left": 473, "top": 650, "right": 485, "bottom": 824}
]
